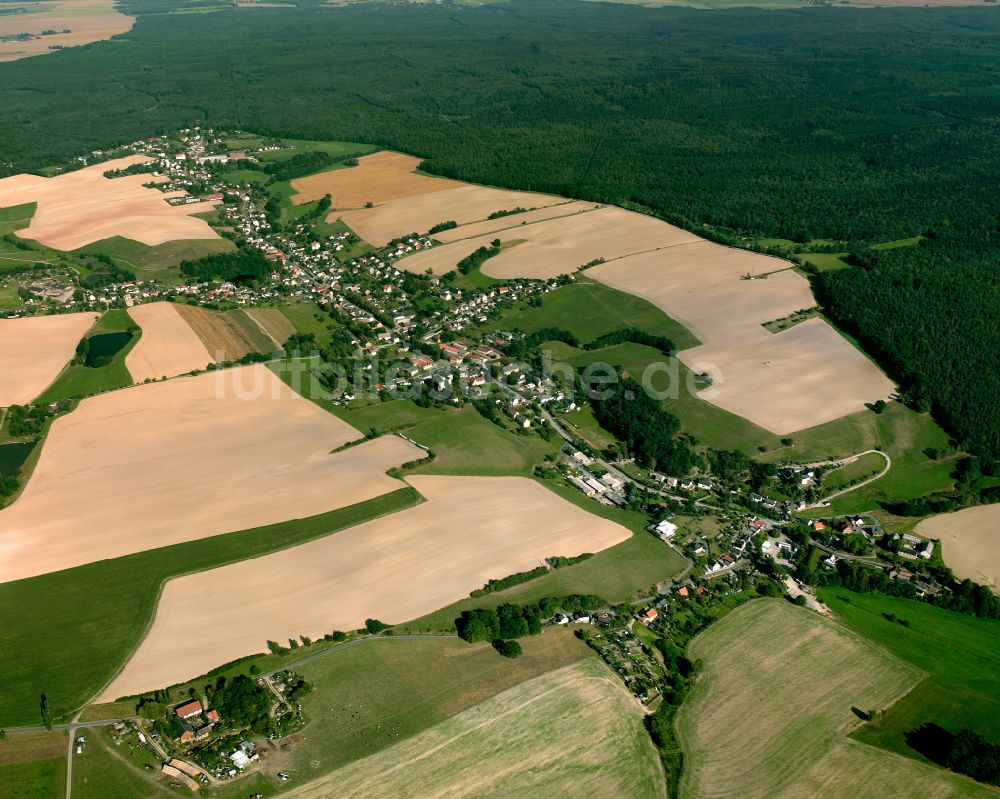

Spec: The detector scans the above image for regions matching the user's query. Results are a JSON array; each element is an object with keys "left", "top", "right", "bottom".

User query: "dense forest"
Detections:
[{"left": 0, "top": 0, "right": 997, "bottom": 453}]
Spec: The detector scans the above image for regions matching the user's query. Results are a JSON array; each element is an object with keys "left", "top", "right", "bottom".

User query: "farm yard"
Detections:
[
  {"left": 916, "top": 505, "right": 1000, "bottom": 592},
  {"left": 0, "top": 156, "right": 220, "bottom": 250},
  {"left": 0, "top": 364, "right": 423, "bottom": 583},
  {"left": 281, "top": 658, "right": 665, "bottom": 799},
  {"left": 124, "top": 301, "right": 212, "bottom": 382},
  {"left": 0, "top": 311, "right": 97, "bottom": 405},
  {"left": 98, "top": 474, "right": 630, "bottom": 699},
  {"left": 0, "top": 0, "right": 133, "bottom": 63},
  {"left": 676, "top": 600, "right": 992, "bottom": 799}
]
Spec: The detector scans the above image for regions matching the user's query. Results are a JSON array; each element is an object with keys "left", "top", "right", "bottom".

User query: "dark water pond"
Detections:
[
  {"left": 85, "top": 331, "right": 132, "bottom": 368},
  {"left": 0, "top": 441, "right": 35, "bottom": 478}
]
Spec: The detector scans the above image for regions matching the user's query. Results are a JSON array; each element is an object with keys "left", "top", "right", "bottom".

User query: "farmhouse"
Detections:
[{"left": 172, "top": 699, "right": 219, "bottom": 743}]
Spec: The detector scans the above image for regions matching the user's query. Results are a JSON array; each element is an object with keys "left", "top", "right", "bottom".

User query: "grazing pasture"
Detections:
[
  {"left": 124, "top": 301, "right": 212, "bottom": 381},
  {"left": 282, "top": 657, "right": 665, "bottom": 799},
  {"left": 291, "top": 150, "right": 462, "bottom": 207},
  {"left": 0, "top": 156, "right": 220, "bottom": 250},
  {"left": 0, "top": 311, "right": 97, "bottom": 405},
  {"left": 0, "top": 0, "right": 133, "bottom": 63},
  {"left": 337, "top": 184, "right": 569, "bottom": 247},
  {"left": 677, "top": 600, "right": 991, "bottom": 799},
  {"left": 916, "top": 505, "right": 1000, "bottom": 593},
  {"left": 99, "top": 474, "right": 630, "bottom": 698},
  {"left": 0, "top": 365, "right": 422, "bottom": 583}
]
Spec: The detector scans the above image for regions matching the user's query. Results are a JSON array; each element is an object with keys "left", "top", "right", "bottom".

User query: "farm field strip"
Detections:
[
  {"left": 0, "top": 311, "right": 98, "bottom": 405},
  {"left": 244, "top": 307, "right": 296, "bottom": 348},
  {"left": 0, "top": 156, "right": 221, "bottom": 250},
  {"left": 433, "top": 200, "right": 604, "bottom": 244},
  {"left": 916, "top": 504, "right": 1000, "bottom": 593},
  {"left": 676, "top": 600, "right": 990, "bottom": 799},
  {"left": 98, "top": 474, "right": 631, "bottom": 699},
  {"left": 282, "top": 657, "right": 666, "bottom": 799},
  {"left": 0, "top": 0, "right": 133, "bottom": 63},
  {"left": 173, "top": 302, "right": 272, "bottom": 361},
  {"left": 124, "top": 301, "right": 213, "bottom": 382},
  {"left": 0, "top": 364, "right": 423, "bottom": 583}
]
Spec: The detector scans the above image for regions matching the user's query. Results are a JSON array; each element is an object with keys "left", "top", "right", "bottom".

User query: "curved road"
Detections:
[{"left": 804, "top": 449, "right": 891, "bottom": 509}]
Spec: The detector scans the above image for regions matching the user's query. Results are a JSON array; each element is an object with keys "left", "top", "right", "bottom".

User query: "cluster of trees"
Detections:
[
  {"left": 456, "top": 240, "right": 501, "bottom": 275},
  {"left": 261, "top": 150, "right": 333, "bottom": 181},
  {"left": 213, "top": 674, "right": 271, "bottom": 732},
  {"left": 706, "top": 448, "right": 775, "bottom": 490},
  {"left": 5, "top": 404, "right": 51, "bottom": 437},
  {"left": 908, "top": 724, "right": 1000, "bottom": 788},
  {"left": 427, "top": 220, "right": 457, "bottom": 234},
  {"left": 456, "top": 594, "right": 606, "bottom": 654},
  {"left": 589, "top": 378, "right": 695, "bottom": 476},
  {"left": 584, "top": 328, "right": 675, "bottom": 355},
  {"left": 78, "top": 256, "right": 135, "bottom": 291},
  {"left": 179, "top": 250, "right": 269, "bottom": 284},
  {"left": 469, "top": 566, "right": 548, "bottom": 598}
]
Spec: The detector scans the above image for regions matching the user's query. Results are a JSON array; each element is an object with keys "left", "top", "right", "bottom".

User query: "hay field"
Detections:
[
  {"left": 397, "top": 206, "right": 701, "bottom": 278},
  {"left": 587, "top": 244, "right": 893, "bottom": 433},
  {"left": 676, "top": 600, "right": 992, "bottom": 799},
  {"left": 0, "top": 0, "right": 133, "bottom": 63},
  {"left": 917, "top": 504, "right": 1000, "bottom": 593},
  {"left": 290, "top": 150, "right": 462, "bottom": 207},
  {"left": 0, "top": 156, "right": 221, "bottom": 250},
  {"left": 281, "top": 658, "right": 665, "bottom": 799},
  {"left": 336, "top": 185, "right": 570, "bottom": 247},
  {"left": 0, "top": 312, "right": 97, "bottom": 405},
  {"left": 98, "top": 475, "right": 630, "bottom": 698},
  {"left": 125, "top": 301, "right": 213, "bottom": 381},
  {"left": 0, "top": 365, "right": 423, "bottom": 583}
]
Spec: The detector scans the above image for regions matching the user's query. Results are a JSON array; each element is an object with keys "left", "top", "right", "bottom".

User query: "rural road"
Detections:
[{"left": 804, "top": 449, "right": 891, "bottom": 509}]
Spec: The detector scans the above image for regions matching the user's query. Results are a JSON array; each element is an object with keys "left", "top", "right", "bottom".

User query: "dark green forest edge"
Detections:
[{"left": 1, "top": 0, "right": 998, "bottom": 460}]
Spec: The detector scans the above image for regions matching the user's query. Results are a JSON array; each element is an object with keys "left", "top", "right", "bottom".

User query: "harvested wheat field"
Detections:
[
  {"left": 397, "top": 206, "right": 701, "bottom": 279},
  {"left": 0, "top": 365, "right": 423, "bottom": 583},
  {"left": 432, "top": 201, "right": 604, "bottom": 244},
  {"left": 125, "top": 302, "right": 213, "bottom": 382},
  {"left": 0, "top": 156, "right": 220, "bottom": 250},
  {"left": 336, "top": 185, "right": 571, "bottom": 248},
  {"left": 291, "top": 150, "right": 462, "bottom": 207},
  {"left": 98, "top": 475, "right": 630, "bottom": 698},
  {"left": 244, "top": 307, "right": 296, "bottom": 348},
  {"left": 173, "top": 303, "right": 273, "bottom": 361},
  {"left": 283, "top": 658, "right": 665, "bottom": 799},
  {"left": 917, "top": 505, "right": 1000, "bottom": 594},
  {"left": 676, "top": 600, "right": 991, "bottom": 799},
  {"left": 587, "top": 243, "right": 893, "bottom": 433},
  {"left": 0, "top": 312, "right": 97, "bottom": 405},
  {"left": 0, "top": 0, "right": 133, "bottom": 63}
]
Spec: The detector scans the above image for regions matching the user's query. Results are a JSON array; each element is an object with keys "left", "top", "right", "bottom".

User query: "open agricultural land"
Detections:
[
  {"left": 282, "top": 658, "right": 665, "bottom": 799},
  {"left": 0, "top": 311, "right": 96, "bottom": 404},
  {"left": 0, "top": 156, "right": 221, "bottom": 250},
  {"left": 0, "top": 364, "right": 422, "bottom": 582},
  {"left": 99, "top": 474, "right": 630, "bottom": 699},
  {"left": 0, "top": 729, "right": 66, "bottom": 798},
  {"left": 676, "top": 600, "right": 993, "bottom": 799},
  {"left": 0, "top": 0, "right": 133, "bottom": 63},
  {"left": 124, "top": 301, "right": 212, "bottom": 382},
  {"left": 916, "top": 505, "right": 1000, "bottom": 593}
]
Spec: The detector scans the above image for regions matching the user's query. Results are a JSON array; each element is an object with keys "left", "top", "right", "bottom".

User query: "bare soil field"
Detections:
[
  {"left": 98, "top": 475, "right": 631, "bottom": 699},
  {"left": 0, "top": 365, "right": 422, "bottom": 583},
  {"left": 0, "top": 0, "right": 133, "bottom": 63},
  {"left": 244, "top": 307, "right": 296, "bottom": 348},
  {"left": 125, "top": 302, "right": 213, "bottom": 382},
  {"left": 172, "top": 303, "right": 271, "bottom": 361},
  {"left": 0, "top": 156, "right": 221, "bottom": 250},
  {"left": 917, "top": 504, "right": 1000, "bottom": 593},
  {"left": 676, "top": 600, "right": 990, "bottom": 799},
  {"left": 396, "top": 206, "right": 701, "bottom": 278},
  {"left": 291, "top": 150, "right": 462, "bottom": 207},
  {"left": 0, "top": 312, "right": 97, "bottom": 405},
  {"left": 587, "top": 243, "right": 893, "bottom": 433},
  {"left": 281, "top": 658, "right": 666, "bottom": 799},
  {"left": 433, "top": 201, "right": 604, "bottom": 244},
  {"left": 336, "top": 185, "right": 570, "bottom": 247}
]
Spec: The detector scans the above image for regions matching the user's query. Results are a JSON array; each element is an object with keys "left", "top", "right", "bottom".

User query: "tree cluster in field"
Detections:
[
  {"left": 470, "top": 566, "right": 548, "bottom": 598},
  {"left": 212, "top": 674, "right": 271, "bottom": 732},
  {"left": 487, "top": 207, "right": 528, "bottom": 220},
  {"left": 261, "top": 151, "right": 334, "bottom": 182},
  {"left": 456, "top": 240, "right": 501, "bottom": 275},
  {"left": 589, "top": 377, "right": 695, "bottom": 476},
  {"left": 179, "top": 250, "right": 270, "bottom": 284},
  {"left": 5, "top": 404, "right": 52, "bottom": 438},
  {"left": 427, "top": 220, "right": 457, "bottom": 234},
  {"left": 76, "top": 254, "right": 135, "bottom": 290},
  {"left": 584, "top": 327, "right": 675, "bottom": 355},
  {"left": 545, "top": 553, "right": 593, "bottom": 569},
  {"left": 908, "top": 724, "right": 1000, "bottom": 788}
]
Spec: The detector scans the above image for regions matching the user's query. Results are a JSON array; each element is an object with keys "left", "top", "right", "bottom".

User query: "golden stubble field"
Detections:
[
  {"left": 917, "top": 504, "right": 1000, "bottom": 594},
  {"left": 0, "top": 156, "right": 221, "bottom": 250},
  {"left": 0, "top": 365, "right": 423, "bottom": 583},
  {"left": 125, "top": 302, "right": 213, "bottom": 382},
  {"left": 676, "top": 600, "right": 993, "bottom": 799},
  {"left": 282, "top": 658, "right": 666, "bottom": 799},
  {"left": 0, "top": 0, "right": 133, "bottom": 63},
  {"left": 98, "top": 475, "right": 631, "bottom": 699},
  {"left": 0, "top": 312, "right": 97, "bottom": 405}
]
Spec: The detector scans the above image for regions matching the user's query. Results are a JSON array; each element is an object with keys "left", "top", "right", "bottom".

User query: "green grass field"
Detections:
[
  {"left": 278, "top": 656, "right": 665, "bottom": 799},
  {"left": 819, "top": 589, "right": 1000, "bottom": 760},
  {"left": 677, "top": 600, "right": 992, "bottom": 799},
  {"left": 0, "top": 488, "right": 419, "bottom": 727},
  {"left": 72, "top": 736, "right": 162, "bottom": 799},
  {"left": 278, "top": 302, "right": 341, "bottom": 348},
  {"left": 823, "top": 451, "right": 887, "bottom": 491},
  {"left": 0, "top": 278, "right": 24, "bottom": 310},
  {"left": 35, "top": 309, "right": 138, "bottom": 404},
  {"left": 71, "top": 236, "right": 235, "bottom": 279},
  {"left": 482, "top": 277, "right": 700, "bottom": 350},
  {"left": 253, "top": 138, "right": 377, "bottom": 164},
  {"left": 0, "top": 757, "right": 66, "bottom": 799},
  {"left": 219, "top": 168, "right": 269, "bottom": 184}
]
